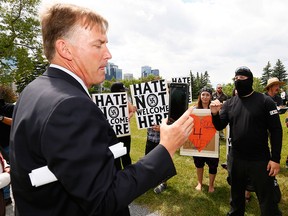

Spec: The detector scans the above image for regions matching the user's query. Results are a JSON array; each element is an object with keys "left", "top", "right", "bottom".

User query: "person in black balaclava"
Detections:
[
  {"left": 210, "top": 66, "right": 282, "bottom": 216},
  {"left": 234, "top": 66, "right": 253, "bottom": 97}
]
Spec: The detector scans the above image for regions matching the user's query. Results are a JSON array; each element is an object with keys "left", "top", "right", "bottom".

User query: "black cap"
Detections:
[
  {"left": 199, "top": 86, "right": 212, "bottom": 95},
  {"left": 110, "top": 82, "right": 127, "bottom": 93},
  {"left": 235, "top": 66, "right": 253, "bottom": 79}
]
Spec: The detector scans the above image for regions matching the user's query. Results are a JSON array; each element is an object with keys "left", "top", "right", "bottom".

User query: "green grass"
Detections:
[{"left": 129, "top": 114, "right": 288, "bottom": 216}]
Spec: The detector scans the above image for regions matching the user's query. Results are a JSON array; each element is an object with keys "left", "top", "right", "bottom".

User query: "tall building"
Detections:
[
  {"left": 115, "top": 68, "right": 122, "bottom": 80},
  {"left": 151, "top": 69, "right": 159, "bottom": 76},
  {"left": 123, "top": 73, "right": 133, "bottom": 80},
  {"left": 141, "top": 66, "right": 160, "bottom": 77},
  {"left": 141, "top": 66, "right": 152, "bottom": 77},
  {"left": 105, "top": 62, "right": 122, "bottom": 80}
]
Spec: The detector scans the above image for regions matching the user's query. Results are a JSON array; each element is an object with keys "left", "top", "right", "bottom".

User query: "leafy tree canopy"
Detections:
[
  {"left": 190, "top": 70, "right": 212, "bottom": 100},
  {"left": 260, "top": 59, "right": 288, "bottom": 91},
  {"left": 0, "top": 0, "right": 48, "bottom": 93}
]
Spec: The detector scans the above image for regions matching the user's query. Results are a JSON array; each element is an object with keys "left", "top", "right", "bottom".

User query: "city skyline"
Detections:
[{"left": 105, "top": 62, "right": 160, "bottom": 80}]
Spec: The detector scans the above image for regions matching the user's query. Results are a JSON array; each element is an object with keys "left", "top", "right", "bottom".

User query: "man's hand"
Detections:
[
  {"left": 159, "top": 107, "right": 194, "bottom": 157},
  {"left": 267, "top": 160, "right": 280, "bottom": 176},
  {"left": 210, "top": 99, "right": 222, "bottom": 115}
]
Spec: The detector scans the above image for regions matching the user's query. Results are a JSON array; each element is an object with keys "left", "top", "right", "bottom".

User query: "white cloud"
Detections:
[{"left": 41, "top": 0, "right": 288, "bottom": 87}]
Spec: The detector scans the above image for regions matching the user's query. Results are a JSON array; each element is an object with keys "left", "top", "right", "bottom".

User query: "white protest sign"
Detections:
[
  {"left": 130, "top": 79, "right": 169, "bottom": 129},
  {"left": 171, "top": 76, "right": 192, "bottom": 104},
  {"left": 92, "top": 92, "right": 130, "bottom": 137}
]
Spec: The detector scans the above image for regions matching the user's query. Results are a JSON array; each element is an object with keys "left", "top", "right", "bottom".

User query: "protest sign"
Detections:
[
  {"left": 130, "top": 79, "right": 169, "bottom": 129},
  {"left": 171, "top": 76, "right": 192, "bottom": 103},
  {"left": 180, "top": 109, "right": 219, "bottom": 158},
  {"left": 92, "top": 92, "right": 130, "bottom": 137}
]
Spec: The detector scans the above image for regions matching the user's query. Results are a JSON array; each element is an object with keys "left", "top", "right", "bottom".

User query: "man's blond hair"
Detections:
[{"left": 40, "top": 3, "right": 108, "bottom": 61}]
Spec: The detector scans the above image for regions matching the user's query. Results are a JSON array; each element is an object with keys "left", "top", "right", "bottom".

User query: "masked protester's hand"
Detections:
[
  {"left": 210, "top": 99, "right": 222, "bottom": 115},
  {"left": 267, "top": 161, "right": 280, "bottom": 176}
]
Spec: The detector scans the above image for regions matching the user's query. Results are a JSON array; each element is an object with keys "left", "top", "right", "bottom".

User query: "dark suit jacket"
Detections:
[{"left": 10, "top": 67, "right": 176, "bottom": 216}]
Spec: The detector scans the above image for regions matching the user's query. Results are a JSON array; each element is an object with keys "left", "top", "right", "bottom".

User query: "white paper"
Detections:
[
  {"left": 109, "top": 142, "right": 127, "bottom": 159},
  {"left": 29, "top": 142, "right": 127, "bottom": 187},
  {"left": 110, "top": 146, "right": 127, "bottom": 159},
  {"left": 29, "top": 166, "right": 57, "bottom": 187}
]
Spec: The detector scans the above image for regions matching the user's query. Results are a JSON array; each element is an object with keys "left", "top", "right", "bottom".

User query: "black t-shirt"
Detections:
[{"left": 212, "top": 92, "right": 282, "bottom": 163}]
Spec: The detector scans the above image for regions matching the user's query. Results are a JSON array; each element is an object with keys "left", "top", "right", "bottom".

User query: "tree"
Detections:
[
  {"left": 190, "top": 70, "right": 194, "bottom": 100},
  {"left": 139, "top": 74, "right": 161, "bottom": 83},
  {"left": 94, "top": 75, "right": 160, "bottom": 96},
  {"left": 190, "top": 70, "right": 211, "bottom": 100},
  {"left": 272, "top": 59, "right": 287, "bottom": 82},
  {"left": 202, "top": 71, "right": 211, "bottom": 88},
  {"left": 253, "top": 77, "right": 264, "bottom": 93},
  {"left": 193, "top": 72, "right": 201, "bottom": 99},
  {"left": 0, "top": 0, "right": 47, "bottom": 93},
  {"left": 222, "top": 83, "right": 234, "bottom": 98},
  {"left": 260, "top": 61, "right": 272, "bottom": 87}
]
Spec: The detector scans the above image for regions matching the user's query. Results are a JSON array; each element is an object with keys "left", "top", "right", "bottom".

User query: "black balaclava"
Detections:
[{"left": 234, "top": 66, "right": 253, "bottom": 97}]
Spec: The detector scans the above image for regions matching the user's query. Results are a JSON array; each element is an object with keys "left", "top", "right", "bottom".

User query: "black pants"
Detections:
[
  {"left": 227, "top": 156, "right": 282, "bottom": 216},
  {"left": 114, "top": 136, "right": 132, "bottom": 170},
  {"left": 145, "top": 139, "right": 159, "bottom": 155}
]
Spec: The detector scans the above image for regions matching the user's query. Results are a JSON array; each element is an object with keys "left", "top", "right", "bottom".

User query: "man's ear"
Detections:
[{"left": 55, "top": 39, "right": 73, "bottom": 60}]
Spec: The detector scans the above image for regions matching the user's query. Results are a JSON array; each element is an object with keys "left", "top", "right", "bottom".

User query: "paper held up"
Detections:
[{"left": 29, "top": 142, "right": 127, "bottom": 187}]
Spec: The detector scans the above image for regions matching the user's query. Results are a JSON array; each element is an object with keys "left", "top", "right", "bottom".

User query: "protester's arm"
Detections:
[
  {"left": 266, "top": 97, "right": 282, "bottom": 164},
  {"left": 210, "top": 99, "right": 229, "bottom": 130},
  {"left": 265, "top": 97, "right": 282, "bottom": 176},
  {"left": 0, "top": 116, "right": 12, "bottom": 126},
  {"left": 267, "top": 160, "right": 280, "bottom": 176}
]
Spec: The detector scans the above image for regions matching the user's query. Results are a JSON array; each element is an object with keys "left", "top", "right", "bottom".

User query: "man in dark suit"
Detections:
[{"left": 9, "top": 3, "right": 194, "bottom": 216}]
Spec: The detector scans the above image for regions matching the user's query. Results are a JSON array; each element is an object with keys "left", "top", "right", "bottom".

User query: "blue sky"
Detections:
[{"left": 41, "top": 0, "right": 288, "bottom": 87}]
